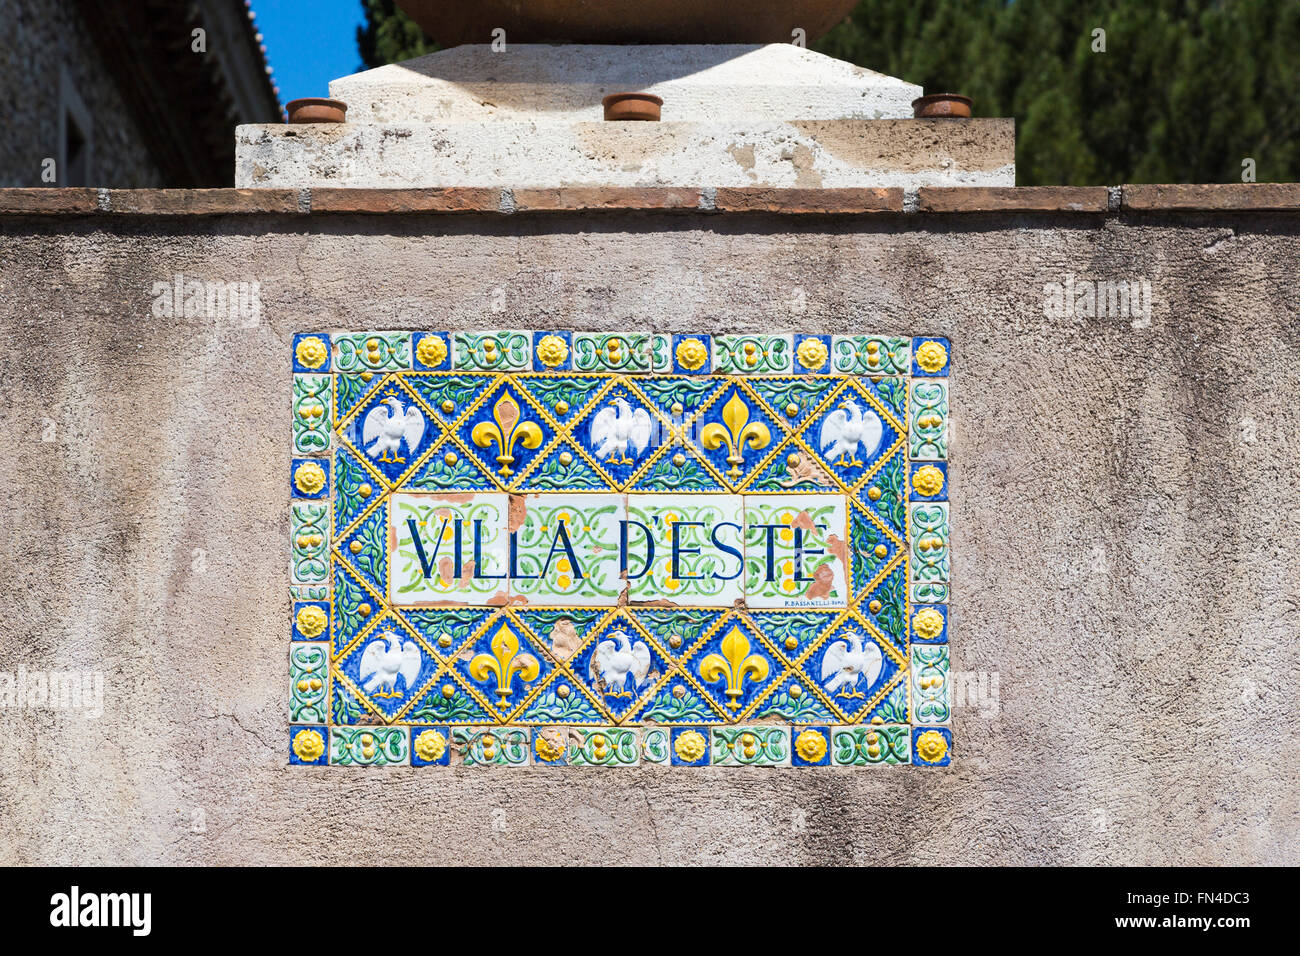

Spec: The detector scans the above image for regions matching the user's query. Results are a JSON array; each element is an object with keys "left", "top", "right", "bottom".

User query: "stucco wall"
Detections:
[{"left": 0, "top": 202, "right": 1296, "bottom": 864}]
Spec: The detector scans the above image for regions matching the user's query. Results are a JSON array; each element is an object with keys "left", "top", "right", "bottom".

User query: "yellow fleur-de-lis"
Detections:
[
  {"left": 699, "top": 626, "right": 770, "bottom": 711},
  {"left": 700, "top": 391, "right": 770, "bottom": 479},
  {"left": 469, "top": 625, "right": 540, "bottom": 701},
  {"left": 471, "top": 392, "right": 544, "bottom": 477}
]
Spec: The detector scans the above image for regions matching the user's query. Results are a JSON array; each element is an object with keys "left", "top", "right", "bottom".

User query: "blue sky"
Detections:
[{"left": 252, "top": 0, "right": 367, "bottom": 110}]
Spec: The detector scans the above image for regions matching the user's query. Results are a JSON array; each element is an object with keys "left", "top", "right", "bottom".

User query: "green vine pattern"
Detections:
[
  {"left": 408, "top": 442, "right": 494, "bottom": 490},
  {"left": 568, "top": 728, "right": 639, "bottom": 766},
  {"left": 333, "top": 448, "right": 372, "bottom": 534},
  {"left": 832, "top": 724, "right": 909, "bottom": 765},
  {"left": 912, "top": 645, "right": 950, "bottom": 723},
  {"left": 453, "top": 727, "right": 529, "bottom": 765},
  {"left": 524, "top": 445, "right": 606, "bottom": 490},
  {"left": 572, "top": 334, "right": 652, "bottom": 372},
  {"left": 711, "top": 727, "right": 790, "bottom": 766},
  {"left": 332, "top": 686, "right": 364, "bottom": 725},
  {"left": 873, "top": 377, "right": 907, "bottom": 422},
  {"left": 861, "top": 453, "right": 905, "bottom": 535},
  {"left": 334, "top": 332, "right": 410, "bottom": 373},
  {"left": 409, "top": 685, "right": 489, "bottom": 724},
  {"left": 334, "top": 372, "right": 376, "bottom": 420},
  {"left": 756, "top": 687, "right": 837, "bottom": 722},
  {"left": 639, "top": 685, "right": 716, "bottom": 723},
  {"left": 292, "top": 374, "right": 331, "bottom": 454},
  {"left": 748, "top": 377, "right": 837, "bottom": 424},
  {"left": 520, "top": 375, "right": 607, "bottom": 419},
  {"left": 713, "top": 334, "right": 793, "bottom": 374},
  {"left": 642, "top": 728, "right": 670, "bottom": 763},
  {"left": 290, "top": 645, "right": 328, "bottom": 723},
  {"left": 406, "top": 374, "right": 491, "bottom": 422},
  {"left": 330, "top": 726, "right": 408, "bottom": 765},
  {"left": 452, "top": 332, "right": 530, "bottom": 370},
  {"left": 832, "top": 336, "right": 909, "bottom": 375},
  {"left": 872, "top": 683, "right": 909, "bottom": 724},
  {"left": 291, "top": 503, "right": 329, "bottom": 584},
  {"left": 909, "top": 503, "right": 950, "bottom": 604},
  {"left": 521, "top": 685, "right": 604, "bottom": 723},
  {"left": 851, "top": 512, "right": 888, "bottom": 597},
  {"left": 403, "top": 608, "right": 487, "bottom": 656},
  {"left": 909, "top": 381, "right": 948, "bottom": 460},
  {"left": 344, "top": 506, "right": 387, "bottom": 593},
  {"left": 633, "top": 447, "right": 719, "bottom": 491},
  {"left": 634, "top": 609, "right": 717, "bottom": 654},
  {"left": 634, "top": 377, "right": 718, "bottom": 417},
  {"left": 867, "top": 568, "right": 907, "bottom": 650},
  {"left": 332, "top": 565, "right": 371, "bottom": 654},
  {"left": 752, "top": 612, "right": 832, "bottom": 658}
]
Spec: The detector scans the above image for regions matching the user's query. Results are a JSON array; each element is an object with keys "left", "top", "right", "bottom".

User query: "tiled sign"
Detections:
[{"left": 289, "top": 331, "right": 951, "bottom": 767}]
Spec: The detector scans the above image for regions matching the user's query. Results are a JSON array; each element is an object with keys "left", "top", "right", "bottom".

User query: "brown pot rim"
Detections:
[
  {"left": 911, "top": 93, "right": 973, "bottom": 117},
  {"left": 601, "top": 92, "right": 665, "bottom": 108},
  {"left": 285, "top": 98, "right": 349, "bottom": 123}
]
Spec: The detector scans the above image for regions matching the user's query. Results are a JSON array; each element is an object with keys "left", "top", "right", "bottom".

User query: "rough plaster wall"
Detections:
[
  {"left": 0, "top": 0, "right": 162, "bottom": 188},
  {"left": 0, "top": 211, "right": 1296, "bottom": 864}
]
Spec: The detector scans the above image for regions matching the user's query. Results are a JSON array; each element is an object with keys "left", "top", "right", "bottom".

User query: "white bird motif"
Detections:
[
  {"left": 820, "top": 631, "right": 883, "bottom": 699},
  {"left": 590, "top": 629, "right": 652, "bottom": 699},
  {"left": 819, "top": 399, "right": 883, "bottom": 468},
  {"left": 362, "top": 396, "right": 426, "bottom": 464},
  {"left": 359, "top": 630, "right": 422, "bottom": 699},
  {"left": 590, "top": 397, "right": 653, "bottom": 465}
]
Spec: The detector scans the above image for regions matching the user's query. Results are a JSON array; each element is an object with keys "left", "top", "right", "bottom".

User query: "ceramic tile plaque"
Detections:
[{"left": 289, "top": 331, "right": 951, "bottom": 767}]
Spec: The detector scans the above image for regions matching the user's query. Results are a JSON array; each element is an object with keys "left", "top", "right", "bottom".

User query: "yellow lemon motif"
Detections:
[
  {"left": 795, "top": 729, "right": 828, "bottom": 763},
  {"left": 536, "top": 334, "right": 569, "bottom": 368},
  {"left": 295, "top": 605, "right": 328, "bottom": 639},
  {"left": 416, "top": 335, "right": 448, "bottom": 368},
  {"left": 413, "top": 729, "right": 446, "bottom": 762},
  {"left": 915, "top": 340, "right": 948, "bottom": 373},
  {"left": 292, "top": 729, "right": 325, "bottom": 762},
  {"left": 913, "top": 607, "right": 945, "bottom": 641},
  {"left": 293, "top": 461, "right": 326, "bottom": 496},
  {"left": 911, "top": 464, "right": 945, "bottom": 497},
  {"left": 916, "top": 729, "right": 949, "bottom": 763},
  {"left": 796, "top": 337, "right": 828, "bottom": 370},
  {"left": 295, "top": 336, "right": 328, "bottom": 369},
  {"left": 675, "top": 337, "right": 708, "bottom": 371},
  {"left": 674, "top": 730, "right": 707, "bottom": 763}
]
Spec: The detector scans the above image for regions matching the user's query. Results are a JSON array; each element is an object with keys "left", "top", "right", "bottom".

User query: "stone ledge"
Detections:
[
  {"left": 0, "top": 188, "right": 99, "bottom": 214},
  {"left": 4, "top": 185, "right": 1300, "bottom": 217},
  {"left": 918, "top": 186, "right": 1110, "bottom": 213},
  {"left": 311, "top": 187, "right": 501, "bottom": 213},
  {"left": 104, "top": 189, "right": 302, "bottom": 215},
  {"left": 713, "top": 187, "right": 903, "bottom": 214},
  {"left": 1122, "top": 183, "right": 1300, "bottom": 211}
]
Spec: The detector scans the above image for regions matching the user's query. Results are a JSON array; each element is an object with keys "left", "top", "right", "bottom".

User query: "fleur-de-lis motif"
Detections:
[
  {"left": 699, "top": 391, "right": 770, "bottom": 478},
  {"left": 471, "top": 392, "right": 544, "bottom": 476},
  {"left": 699, "top": 626, "right": 770, "bottom": 711},
  {"left": 469, "top": 625, "right": 540, "bottom": 701}
]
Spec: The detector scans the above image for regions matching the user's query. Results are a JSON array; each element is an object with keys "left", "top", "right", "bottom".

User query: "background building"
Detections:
[{"left": 0, "top": 0, "right": 281, "bottom": 187}]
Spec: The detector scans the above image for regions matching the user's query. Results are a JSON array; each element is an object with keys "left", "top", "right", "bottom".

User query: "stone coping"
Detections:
[{"left": 2, "top": 184, "right": 1298, "bottom": 217}]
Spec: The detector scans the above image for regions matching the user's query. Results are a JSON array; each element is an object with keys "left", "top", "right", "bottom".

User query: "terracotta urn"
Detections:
[
  {"left": 912, "top": 94, "right": 973, "bottom": 119},
  {"left": 602, "top": 92, "right": 664, "bottom": 121},
  {"left": 286, "top": 98, "right": 348, "bottom": 124}
]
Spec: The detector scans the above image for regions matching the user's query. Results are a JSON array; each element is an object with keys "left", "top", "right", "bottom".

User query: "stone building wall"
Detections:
[
  {"left": 0, "top": 185, "right": 1296, "bottom": 864},
  {"left": 0, "top": 0, "right": 163, "bottom": 187}
]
